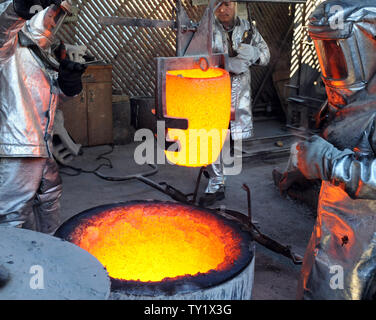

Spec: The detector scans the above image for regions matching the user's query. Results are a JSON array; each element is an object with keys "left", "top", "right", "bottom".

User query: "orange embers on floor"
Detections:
[
  {"left": 69, "top": 203, "right": 241, "bottom": 282},
  {"left": 165, "top": 68, "right": 231, "bottom": 167}
]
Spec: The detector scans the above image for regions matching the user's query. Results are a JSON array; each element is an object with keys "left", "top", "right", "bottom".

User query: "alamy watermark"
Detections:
[
  {"left": 329, "top": 265, "right": 344, "bottom": 290},
  {"left": 329, "top": 5, "right": 345, "bottom": 31},
  {"left": 134, "top": 121, "right": 243, "bottom": 176},
  {"left": 29, "top": 265, "right": 44, "bottom": 290},
  {"left": 29, "top": 5, "right": 44, "bottom": 15}
]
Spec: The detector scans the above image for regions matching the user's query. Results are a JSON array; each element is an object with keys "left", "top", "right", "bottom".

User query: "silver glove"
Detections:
[
  {"left": 64, "top": 44, "right": 87, "bottom": 63},
  {"left": 228, "top": 56, "right": 251, "bottom": 75},
  {"left": 289, "top": 135, "right": 354, "bottom": 181},
  {"left": 236, "top": 43, "right": 260, "bottom": 64}
]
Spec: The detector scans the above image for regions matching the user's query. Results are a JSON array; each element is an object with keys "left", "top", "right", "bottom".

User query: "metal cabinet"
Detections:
[{"left": 58, "top": 64, "right": 113, "bottom": 146}]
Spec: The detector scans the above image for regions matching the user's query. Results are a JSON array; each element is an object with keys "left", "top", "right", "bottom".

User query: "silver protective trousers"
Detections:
[
  {"left": 297, "top": 181, "right": 376, "bottom": 300},
  {"left": 0, "top": 157, "right": 62, "bottom": 234},
  {"left": 205, "top": 160, "right": 226, "bottom": 194}
]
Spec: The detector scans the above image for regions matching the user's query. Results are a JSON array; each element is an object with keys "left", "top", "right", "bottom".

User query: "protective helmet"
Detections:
[
  {"left": 21, "top": 1, "right": 72, "bottom": 51},
  {"left": 18, "top": 2, "right": 73, "bottom": 70},
  {"left": 308, "top": 0, "right": 376, "bottom": 109}
]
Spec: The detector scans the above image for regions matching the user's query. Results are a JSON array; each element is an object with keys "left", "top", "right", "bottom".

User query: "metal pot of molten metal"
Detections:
[
  {"left": 55, "top": 201, "right": 255, "bottom": 299},
  {"left": 164, "top": 67, "right": 231, "bottom": 167}
]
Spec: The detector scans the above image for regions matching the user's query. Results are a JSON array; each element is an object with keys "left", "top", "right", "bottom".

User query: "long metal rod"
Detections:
[
  {"left": 251, "top": 231, "right": 303, "bottom": 264},
  {"left": 127, "top": 168, "right": 303, "bottom": 265},
  {"left": 98, "top": 16, "right": 175, "bottom": 28},
  {"left": 242, "top": 184, "right": 252, "bottom": 224},
  {"left": 216, "top": 208, "right": 303, "bottom": 265},
  {"left": 192, "top": 167, "right": 207, "bottom": 204}
]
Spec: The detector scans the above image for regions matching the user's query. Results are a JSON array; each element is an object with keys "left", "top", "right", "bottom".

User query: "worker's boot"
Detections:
[{"left": 199, "top": 186, "right": 225, "bottom": 207}]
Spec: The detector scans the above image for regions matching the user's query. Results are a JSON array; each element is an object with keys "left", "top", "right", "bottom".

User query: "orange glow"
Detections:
[
  {"left": 165, "top": 68, "right": 231, "bottom": 167},
  {"left": 314, "top": 40, "right": 348, "bottom": 80},
  {"left": 320, "top": 184, "right": 355, "bottom": 256},
  {"left": 70, "top": 203, "right": 242, "bottom": 282}
]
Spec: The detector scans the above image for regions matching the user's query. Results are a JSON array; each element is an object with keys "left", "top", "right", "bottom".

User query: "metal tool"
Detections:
[
  {"left": 99, "top": 0, "right": 227, "bottom": 136},
  {"left": 83, "top": 60, "right": 104, "bottom": 65},
  {"left": 96, "top": 0, "right": 304, "bottom": 266}
]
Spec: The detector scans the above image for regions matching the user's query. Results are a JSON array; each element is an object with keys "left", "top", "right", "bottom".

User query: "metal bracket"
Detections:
[
  {"left": 155, "top": 0, "right": 228, "bottom": 151},
  {"left": 99, "top": 0, "right": 227, "bottom": 145},
  {"left": 155, "top": 54, "right": 227, "bottom": 126},
  {"left": 133, "top": 175, "right": 303, "bottom": 265}
]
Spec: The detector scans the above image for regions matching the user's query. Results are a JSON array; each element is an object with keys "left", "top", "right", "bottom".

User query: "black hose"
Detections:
[
  {"left": 93, "top": 164, "right": 158, "bottom": 181},
  {"left": 58, "top": 144, "right": 158, "bottom": 181}
]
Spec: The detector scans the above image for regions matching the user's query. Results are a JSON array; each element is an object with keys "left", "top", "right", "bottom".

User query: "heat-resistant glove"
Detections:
[
  {"left": 289, "top": 135, "right": 354, "bottom": 181},
  {"left": 237, "top": 43, "right": 260, "bottom": 64},
  {"left": 13, "top": 0, "right": 62, "bottom": 20},
  {"left": 228, "top": 56, "right": 251, "bottom": 75},
  {"left": 65, "top": 44, "right": 88, "bottom": 63},
  {"left": 280, "top": 135, "right": 376, "bottom": 200},
  {"left": 58, "top": 59, "right": 87, "bottom": 97}
]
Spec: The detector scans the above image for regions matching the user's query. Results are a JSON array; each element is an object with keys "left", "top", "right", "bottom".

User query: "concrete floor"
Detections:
[{"left": 58, "top": 119, "right": 317, "bottom": 300}]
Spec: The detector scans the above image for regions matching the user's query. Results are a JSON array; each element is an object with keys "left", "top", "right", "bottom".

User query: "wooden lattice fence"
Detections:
[{"left": 59, "top": 1, "right": 296, "bottom": 107}]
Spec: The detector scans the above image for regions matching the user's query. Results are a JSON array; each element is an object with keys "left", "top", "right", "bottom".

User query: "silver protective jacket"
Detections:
[
  {"left": 296, "top": 0, "right": 376, "bottom": 300},
  {"left": 212, "top": 17, "right": 270, "bottom": 140},
  {"left": 0, "top": 1, "right": 62, "bottom": 158},
  {"left": 309, "top": 0, "right": 376, "bottom": 111},
  {"left": 205, "top": 17, "right": 270, "bottom": 194}
]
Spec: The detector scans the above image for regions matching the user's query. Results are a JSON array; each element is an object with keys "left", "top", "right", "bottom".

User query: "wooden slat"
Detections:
[{"left": 58, "top": 0, "right": 297, "bottom": 105}]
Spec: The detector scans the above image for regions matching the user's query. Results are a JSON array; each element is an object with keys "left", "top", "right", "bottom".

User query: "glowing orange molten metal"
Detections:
[
  {"left": 70, "top": 203, "right": 241, "bottom": 282},
  {"left": 165, "top": 68, "right": 231, "bottom": 167}
]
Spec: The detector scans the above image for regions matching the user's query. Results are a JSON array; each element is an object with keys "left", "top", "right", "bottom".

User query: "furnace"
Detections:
[{"left": 55, "top": 201, "right": 255, "bottom": 299}]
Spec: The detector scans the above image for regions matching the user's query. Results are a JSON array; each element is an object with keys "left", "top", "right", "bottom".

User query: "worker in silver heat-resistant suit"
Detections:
[
  {"left": 279, "top": 0, "right": 376, "bottom": 300},
  {"left": 199, "top": 1, "right": 270, "bottom": 206},
  {"left": 0, "top": 0, "right": 86, "bottom": 234}
]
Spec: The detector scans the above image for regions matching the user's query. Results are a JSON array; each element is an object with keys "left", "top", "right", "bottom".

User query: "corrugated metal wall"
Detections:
[{"left": 59, "top": 1, "right": 297, "bottom": 105}]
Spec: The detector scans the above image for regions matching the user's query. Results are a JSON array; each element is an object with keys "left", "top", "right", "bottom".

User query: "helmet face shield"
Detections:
[
  {"left": 314, "top": 39, "right": 348, "bottom": 81},
  {"left": 313, "top": 35, "right": 371, "bottom": 107},
  {"left": 23, "top": 5, "right": 68, "bottom": 51},
  {"left": 308, "top": 0, "right": 376, "bottom": 109},
  {"left": 313, "top": 34, "right": 369, "bottom": 87}
]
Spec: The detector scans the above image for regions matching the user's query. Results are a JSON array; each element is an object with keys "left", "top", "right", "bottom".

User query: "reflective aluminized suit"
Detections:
[
  {"left": 0, "top": 1, "right": 64, "bottom": 233},
  {"left": 290, "top": 0, "right": 376, "bottom": 300},
  {"left": 205, "top": 16, "right": 270, "bottom": 194},
  {"left": 213, "top": 16, "right": 270, "bottom": 141}
]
